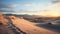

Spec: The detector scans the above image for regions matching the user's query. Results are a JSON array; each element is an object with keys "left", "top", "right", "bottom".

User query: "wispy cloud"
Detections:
[
  {"left": 0, "top": 9, "right": 14, "bottom": 12},
  {"left": 0, "top": 3, "right": 19, "bottom": 9},
  {"left": 0, "top": 4, "right": 10, "bottom": 8},
  {"left": 52, "top": 0, "right": 60, "bottom": 4},
  {"left": 0, "top": 3, "right": 15, "bottom": 13},
  {"left": 23, "top": 4, "right": 32, "bottom": 6},
  {"left": 8, "top": 4, "right": 19, "bottom": 7},
  {"left": 51, "top": 0, "right": 60, "bottom": 6},
  {"left": 0, "top": 9, "right": 14, "bottom": 14},
  {"left": 23, "top": 4, "right": 41, "bottom": 6}
]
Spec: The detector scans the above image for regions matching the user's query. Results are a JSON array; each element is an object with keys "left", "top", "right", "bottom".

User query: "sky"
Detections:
[{"left": 0, "top": 0, "right": 60, "bottom": 16}]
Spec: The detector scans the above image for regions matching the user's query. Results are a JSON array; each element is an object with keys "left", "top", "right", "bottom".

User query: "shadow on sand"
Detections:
[
  {"left": 36, "top": 23, "right": 60, "bottom": 33},
  {"left": 5, "top": 16, "right": 26, "bottom": 34}
]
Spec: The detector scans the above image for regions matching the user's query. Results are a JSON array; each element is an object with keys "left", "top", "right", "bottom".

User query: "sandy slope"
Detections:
[
  {"left": 0, "top": 14, "right": 8, "bottom": 25},
  {"left": 0, "top": 14, "right": 15, "bottom": 34},
  {"left": 9, "top": 16, "right": 59, "bottom": 34}
]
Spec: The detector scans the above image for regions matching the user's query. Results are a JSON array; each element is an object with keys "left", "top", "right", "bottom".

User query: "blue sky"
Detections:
[
  {"left": 0, "top": 0, "right": 60, "bottom": 16},
  {"left": 0, "top": 0, "right": 52, "bottom": 11}
]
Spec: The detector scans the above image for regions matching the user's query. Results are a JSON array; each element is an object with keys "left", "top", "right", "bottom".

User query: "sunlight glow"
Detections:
[{"left": 36, "top": 10, "right": 60, "bottom": 17}]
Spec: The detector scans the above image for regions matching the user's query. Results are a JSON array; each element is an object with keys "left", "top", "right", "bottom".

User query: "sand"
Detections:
[{"left": 9, "top": 16, "right": 59, "bottom": 34}]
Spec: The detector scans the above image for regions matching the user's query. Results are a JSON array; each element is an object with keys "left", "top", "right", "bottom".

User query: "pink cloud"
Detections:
[
  {"left": 23, "top": 4, "right": 41, "bottom": 6},
  {"left": 8, "top": 4, "right": 19, "bottom": 7},
  {"left": 24, "top": 4, "right": 32, "bottom": 6}
]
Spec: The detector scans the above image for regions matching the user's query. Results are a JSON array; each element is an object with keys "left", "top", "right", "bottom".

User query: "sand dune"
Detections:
[
  {"left": 0, "top": 14, "right": 8, "bottom": 25},
  {"left": 0, "top": 14, "right": 59, "bottom": 34},
  {"left": 9, "top": 16, "right": 59, "bottom": 34}
]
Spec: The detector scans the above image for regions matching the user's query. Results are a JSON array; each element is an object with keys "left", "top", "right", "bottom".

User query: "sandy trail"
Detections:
[{"left": 9, "top": 16, "right": 59, "bottom": 34}]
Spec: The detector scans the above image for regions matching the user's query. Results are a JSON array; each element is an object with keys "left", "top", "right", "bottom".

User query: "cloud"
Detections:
[
  {"left": 52, "top": 0, "right": 60, "bottom": 6},
  {"left": 0, "top": 9, "right": 14, "bottom": 12},
  {"left": 0, "top": 4, "right": 10, "bottom": 8},
  {"left": 0, "top": 3, "right": 18, "bottom": 13},
  {"left": 47, "top": 0, "right": 60, "bottom": 7},
  {"left": 23, "top": 4, "right": 41, "bottom": 6},
  {"left": 8, "top": 4, "right": 19, "bottom": 7},
  {"left": 0, "top": 9, "right": 15, "bottom": 14},
  {"left": 23, "top": 4, "right": 32, "bottom": 6},
  {"left": 0, "top": 3, "right": 18, "bottom": 9}
]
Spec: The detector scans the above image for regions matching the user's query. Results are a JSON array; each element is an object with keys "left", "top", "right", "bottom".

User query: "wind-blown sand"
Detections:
[{"left": 9, "top": 16, "right": 59, "bottom": 34}]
